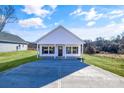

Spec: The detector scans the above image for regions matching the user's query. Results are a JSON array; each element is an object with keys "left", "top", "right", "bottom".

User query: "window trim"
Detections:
[
  {"left": 49, "top": 46, "right": 55, "bottom": 54},
  {"left": 66, "top": 47, "right": 71, "bottom": 54},
  {"left": 42, "top": 46, "right": 55, "bottom": 54},
  {"left": 42, "top": 46, "right": 49, "bottom": 54},
  {"left": 66, "top": 46, "right": 79, "bottom": 54},
  {"left": 72, "top": 47, "right": 78, "bottom": 54}
]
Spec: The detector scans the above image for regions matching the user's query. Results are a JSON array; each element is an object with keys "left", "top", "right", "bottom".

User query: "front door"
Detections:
[{"left": 58, "top": 46, "right": 63, "bottom": 56}]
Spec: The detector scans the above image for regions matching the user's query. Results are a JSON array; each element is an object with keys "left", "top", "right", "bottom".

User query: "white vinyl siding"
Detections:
[{"left": 0, "top": 43, "right": 27, "bottom": 52}]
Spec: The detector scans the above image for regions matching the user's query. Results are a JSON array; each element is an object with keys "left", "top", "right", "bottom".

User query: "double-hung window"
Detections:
[
  {"left": 42, "top": 46, "right": 55, "bottom": 54},
  {"left": 49, "top": 46, "right": 55, "bottom": 54},
  {"left": 66, "top": 47, "right": 71, "bottom": 54},
  {"left": 72, "top": 47, "right": 78, "bottom": 54},
  {"left": 42, "top": 46, "right": 48, "bottom": 54},
  {"left": 66, "top": 46, "right": 78, "bottom": 54}
]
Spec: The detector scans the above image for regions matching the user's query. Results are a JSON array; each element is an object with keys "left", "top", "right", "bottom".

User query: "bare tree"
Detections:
[{"left": 0, "top": 5, "right": 17, "bottom": 32}]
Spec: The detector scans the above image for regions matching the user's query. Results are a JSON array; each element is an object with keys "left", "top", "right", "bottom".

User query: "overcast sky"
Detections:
[{"left": 4, "top": 5, "right": 124, "bottom": 42}]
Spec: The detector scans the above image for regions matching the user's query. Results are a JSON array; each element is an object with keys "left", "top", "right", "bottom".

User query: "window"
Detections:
[
  {"left": 42, "top": 46, "right": 48, "bottom": 54},
  {"left": 66, "top": 47, "right": 71, "bottom": 54},
  {"left": 49, "top": 46, "right": 55, "bottom": 54},
  {"left": 16, "top": 46, "right": 18, "bottom": 51},
  {"left": 22, "top": 44, "right": 24, "bottom": 47},
  {"left": 73, "top": 47, "right": 78, "bottom": 54},
  {"left": 18, "top": 44, "right": 21, "bottom": 49}
]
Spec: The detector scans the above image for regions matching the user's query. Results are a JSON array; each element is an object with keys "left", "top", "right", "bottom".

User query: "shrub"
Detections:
[{"left": 84, "top": 46, "right": 96, "bottom": 54}]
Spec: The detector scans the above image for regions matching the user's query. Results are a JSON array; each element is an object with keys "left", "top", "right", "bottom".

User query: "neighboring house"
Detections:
[
  {"left": 36, "top": 25, "right": 84, "bottom": 59},
  {"left": 0, "top": 32, "right": 28, "bottom": 52},
  {"left": 28, "top": 42, "right": 37, "bottom": 50}
]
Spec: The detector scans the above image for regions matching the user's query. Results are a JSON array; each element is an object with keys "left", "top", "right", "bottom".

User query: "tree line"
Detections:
[{"left": 84, "top": 32, "right": 124, "bottom": 54}]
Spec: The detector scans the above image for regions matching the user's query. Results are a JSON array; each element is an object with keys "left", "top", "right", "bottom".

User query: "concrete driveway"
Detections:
[{"left": 0, "top": 59, "right": 124, "bottom": 88}]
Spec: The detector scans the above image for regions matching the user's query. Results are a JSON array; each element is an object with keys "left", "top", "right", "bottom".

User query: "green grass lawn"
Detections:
[
  {"left": 0, "top": 50, "right": 39, "bottom": 72},
  {"left": 84, "top": 54, "right": 124, "bottom": 77}
]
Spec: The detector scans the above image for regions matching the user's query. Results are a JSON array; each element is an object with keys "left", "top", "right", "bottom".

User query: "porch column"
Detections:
[
  {"left": 37, "top": 43, "right": 39, "bottom": 58},
  {"left": 65, "top": 44, "right": 66, "bottom": 59},
  {"left": 78, "top": 45, "right": 81, "bottom": 56},
  {"left": 54, "top": 44, "right": 56, "bottom": 59},
  {"left": 80, "top": 44, "right": 83, "bottom": 62},
  {"left": 81, "top": 44, "right": 83, "bottom": 55},
  {"left": 40, "top": 44, "right": 42, "bottom": 56}
]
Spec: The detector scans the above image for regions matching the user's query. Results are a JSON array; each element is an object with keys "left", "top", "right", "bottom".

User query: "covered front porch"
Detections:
[{"left": 37, "top": 44, "right": 83, "bottom": 59}]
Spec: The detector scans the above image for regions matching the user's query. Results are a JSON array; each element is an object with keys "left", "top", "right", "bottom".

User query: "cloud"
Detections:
[
  {"left": 19, "top": 18, "right": 46, "bottom": 28},
  {"left": 49, "top": 5, "right": 57, "bottom": 10},
  {"left": 22, "top": 5, "right": 50, "bottom": 17},
  {"left": 87, "top": 21, "right": 96, "bottom": 27},
  {"left": 108, "top": 10, "right": 124, "bottom": 19},
  {"left": 85, "top": 8, "right": 103, "bottom": 21},
  {"left": 70, "top": 22, "right": 124, "bottom": 41},
  {"left": 46, "top": 5, "right": 58, "bottom": 20},
  {"left": 70, "top": 8, "right": 85, "bottom": 16},
  {"left": 8, "top": 29, "right": 50, "bottom": 42},
  {"left": 7, "top": 21, "right": 124, "bottom": 42},
  {"left": 70, "top": 7, "right": 124, "bottom": 23},
  {"left": 54, "top": 20, "right": 64, "bottom": 26},
  {"left": 106, "top": 21, "right": 116, "bottom": 27},
  {"left": 122, "top": 18, "right": 124, "bottom": 22},
  {"left": 22, "top": 5, "right": 57, "bottom": 18},
  {"left": 70, "top": 7, "right": 103, "bottom": 21},
  {"left": 54, "top": 22, "right": 59, "bottom": 26}
]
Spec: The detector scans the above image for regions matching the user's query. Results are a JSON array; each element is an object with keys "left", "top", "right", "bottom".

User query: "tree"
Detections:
[
  {"left": 114, "top": 35, "right": 121, "bottom": 43},
  {"left": 120, "top": 32, "right": 124, "bottom": 44},
  {"left": 84, "top": 40, "right": 96, "bottom": 54},
  {"left": 95, "top": 37, "right": 105, "bottom": 51},
  {"left": 108, "top": 43, "right": 119, "bottom": 53},
  {"left": 84, "top": 32, "right": 124, "bottom": 54},
  {"left": 85, "top": 45, "right": 96, "bottom": 54},
  {"left": 118, "top": 44, "right": 124, "bottom": 54},
  {"left": 0, "top": 5, "right": 17, "bottom": 32}
]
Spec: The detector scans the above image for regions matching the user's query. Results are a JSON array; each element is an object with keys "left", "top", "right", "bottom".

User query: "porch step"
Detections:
[{"left": 40, "top": 56, "right": 83, "bottom": 60}]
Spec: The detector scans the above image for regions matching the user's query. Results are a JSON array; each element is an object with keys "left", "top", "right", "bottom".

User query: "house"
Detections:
[
  {"left": 36, "top": 25, "right": 84, "bottom": 59},
  {"left": 0, "top": 32, "right": 28, "bottom": 52},
  {"left": 28, "top": 42, "right": 37, "bottom": 50}
]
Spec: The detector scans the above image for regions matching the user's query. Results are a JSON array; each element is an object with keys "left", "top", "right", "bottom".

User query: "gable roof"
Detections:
[
  {"left": 0, "top": 32, "right": 28, "bottom": 44},
  {"left": 36, "top": 25, "right": 84, "bottom": 44}
]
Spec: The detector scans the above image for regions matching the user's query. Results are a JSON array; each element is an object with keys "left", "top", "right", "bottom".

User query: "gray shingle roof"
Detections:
[{"left": 0, "top": 32, "right": 27, "bottom": 44}]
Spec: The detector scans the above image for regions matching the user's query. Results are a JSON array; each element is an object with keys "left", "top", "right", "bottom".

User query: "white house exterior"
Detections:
[
  {"left": 0, "top": 32, "right": 28, "bottom": 52},
  {"left": 36, "top": 25, "right": 84, "bottom": 59}
]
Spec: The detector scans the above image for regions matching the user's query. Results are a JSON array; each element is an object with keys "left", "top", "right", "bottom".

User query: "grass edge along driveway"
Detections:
[
  {"left": 0, "top": 50, "right": 39, "bottom": 72},
  {"left": 84, "top": 54, "right": 124, "bottom": 77}
]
